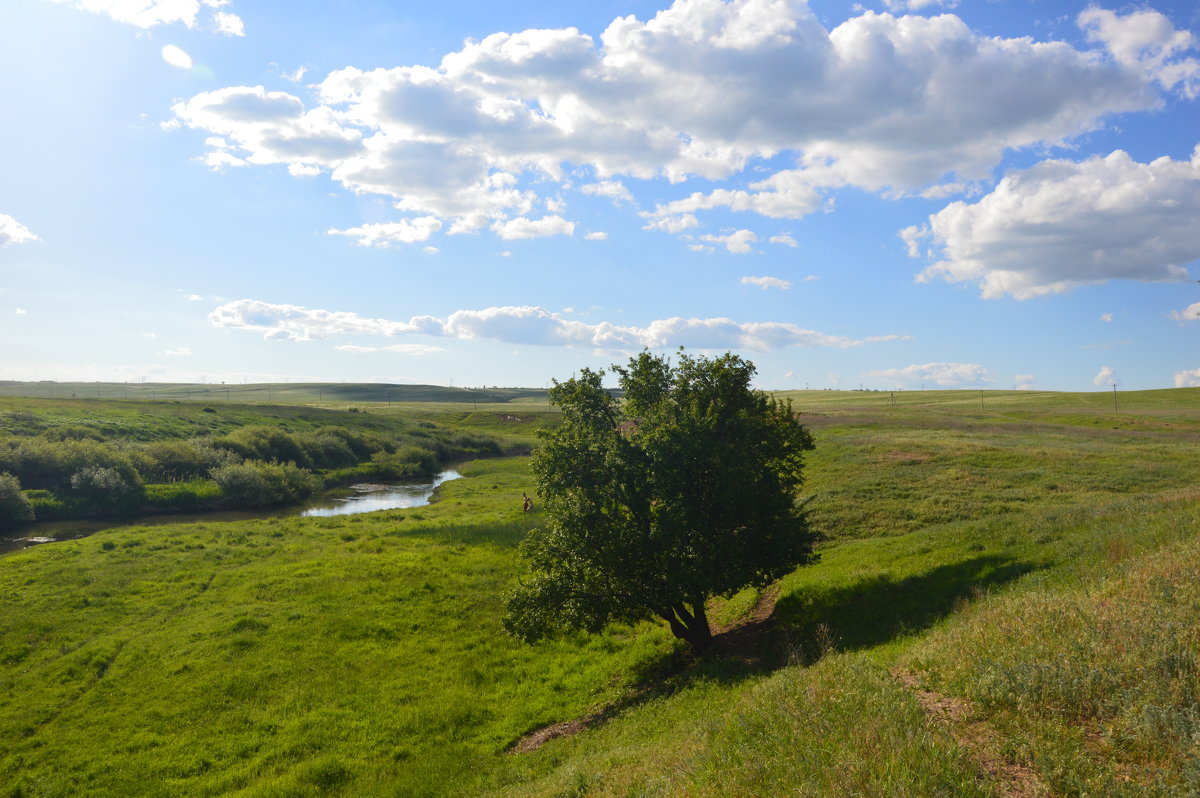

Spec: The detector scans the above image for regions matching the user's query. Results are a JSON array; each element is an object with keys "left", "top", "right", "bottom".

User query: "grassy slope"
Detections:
[{"left": 1, "top": 388, "right": 1198, "bottom": 796}]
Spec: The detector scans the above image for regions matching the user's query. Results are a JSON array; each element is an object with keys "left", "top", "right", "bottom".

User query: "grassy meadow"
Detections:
[{"left": 1, "top": 386, "right": 1198, "bottom": 796}]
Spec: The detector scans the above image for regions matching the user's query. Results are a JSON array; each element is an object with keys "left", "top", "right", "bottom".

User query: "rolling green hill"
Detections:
[
  {"left": 1, "top": 388, "right": 1197, "bottom": 796},
  {"left": 0, "top": 381, "right": 549, "bottom": 407}
]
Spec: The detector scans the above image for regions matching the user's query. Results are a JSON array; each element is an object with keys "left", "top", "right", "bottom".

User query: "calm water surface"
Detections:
[{"left": 0, "top": 469, "right": 462, "bottom": 557}]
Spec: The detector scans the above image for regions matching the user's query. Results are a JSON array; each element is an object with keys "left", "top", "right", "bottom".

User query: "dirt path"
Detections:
[{"left": 893, "top": 670, "right": 1051, "bottom": 798}]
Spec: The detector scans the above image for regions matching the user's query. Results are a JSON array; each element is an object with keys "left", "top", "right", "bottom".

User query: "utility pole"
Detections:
[{"left": 1112, "top": 383, "right": 1118, "bottom": 413}]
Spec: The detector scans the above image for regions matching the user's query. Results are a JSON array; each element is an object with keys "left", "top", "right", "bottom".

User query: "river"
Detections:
[{"left": 0, "top": 468, "right": 462, "bottom": 557}]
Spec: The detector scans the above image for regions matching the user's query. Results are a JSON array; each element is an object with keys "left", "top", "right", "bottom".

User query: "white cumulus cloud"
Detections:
[
  {"left": 769, "top": 234, "right": 798, "bottom": 247},
  {"left": 1014, "top": 373, "right": 1037, "bottom": 390},
  {"left": 335, "top": 344, "right": 445, "bottom": 355},
  {"left": 580, "top": 180, "right": 634, "bottom": 204},
  {"left": 0, "top": 215, "right": 38, "bottom": 246},
  {"left": 491, "top": 215, "right": 575, "bottom": 240},
  {"left": 699, "top": 229, "right": 757, "bottom": 254},
  {"left": 328, "top": 217, "right": 442, "bottom": 247},
  {"left": 584, "top": 231, "right": 608, "bottom": 240},
  {"left": 1169, "top": 301, "right": 1200, "bottom": 322},
  {"left": 865, "top": 362, "right": 992, "bottom": 387},
  {"left": 1174, "top": 368, "right": 1200, "bottom": 388},
  {"left": 1093, "top": 365, "right": 1120, "bottom": 386},
  {"left": 1100, "top": 312, "right": 1114, "bottom": 323},
  {"left": 209, "top": 298, "right": 905, "bottom": 352},
  {"left": 740, "top": 275, "right": 792, "bottom": 290},
  {"left": 48, "top": 0, "right": 244, "bottom": 34},
  {"left": 1079, "top": 7, "right": 1199, "bottom": 97},
  {"left": 213, "top": 10, "right": 243, "bottom": 36},
  {"left": 908, "top": 147, "right": 1200, "bottom": 299},
  {"left": 170, "top": 2, "right": 1192, "bottom": 238}
]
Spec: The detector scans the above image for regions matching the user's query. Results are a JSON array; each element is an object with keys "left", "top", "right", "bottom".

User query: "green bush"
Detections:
[
  {"left": 138, "top": 440, "right": 235, "bottom": 482},
  {"left": 0, "top": 472, "right": 34, "bottom": 527},
  {"left": 370, "top": 446, "right": 439, "bottom": 478},
  {"left": 0, "top": 438, "right": 142, "bottom": 492},
  {"left": 68, "top": 465, "right": 143, "bottom": 510},
  {"left": 211, "top": 426, "right": 313, "bottom": 468},
  {"left": 210, "top": 461, "right": 321, "bottom": 508}
]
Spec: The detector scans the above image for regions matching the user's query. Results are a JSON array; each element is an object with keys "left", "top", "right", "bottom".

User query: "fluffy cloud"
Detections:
[
  {"left": 210, "top": 298, "right": 903, "bottom": 352},
  {"left": 172, "top": 2, "right": 1189, "bottom": 240},
  {"left": 1014, "top": 373, "right": 1037, "bottom": 390},
  {"left": 699, "top": 229, "right": 757, "bottom": 253},
  {"left": 584, "top": 231, "right": 608, "bottom": 240},
  {"left": 1100, "top": 313, "right": 1114, "bottom": 323},
  {"left": 769, "top": 234, "right": 798, "bottom": 247},
  {"left": 48, "top": 0, "right": 243, "bottom": 34},
  {"left": 865, "top": 362, "right": 992, "bottom": 387},
  {"left": 334, "top": 344, "right": 444, "bottom": 355},
  {"left": 643, "top": 213, "right": 699, "bottom": 234},
  {"left": 580, "top": 180, "right": 634, "bottom": 204},
  {"left": 1079, "top": 7, "right": 1199, "bottom": 97},
  {"left": 328, "top": 217, "right": 442, "bottom": 247},
  {"left": 1169, "top": 302, "right": 1200, "bottom": 322},
  {"left": 908, "top": 147, "right": 1200, "bottom": 299},
  {"left": 1093, "top": 365, "right": 1120, "bottom": 386},
  {"left": 490, "top": 215, "right": 575, "bottom": 240},
  {"left": 208, "top": 299, "right": 443, "bottom": 341},
  {"left": 213, "top": 9, "right": 244, "bottom": 36},
  {"left": 740, "top": 275, "right": 791, "bottom": 290},
  {"left": 1175, "top": 368, "right": 1200, "bottom": 388},
  {"left": 0, "top": 215, "right": 37, "bottom": 246}
]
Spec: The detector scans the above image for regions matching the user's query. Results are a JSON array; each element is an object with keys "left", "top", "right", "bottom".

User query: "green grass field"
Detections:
[{"left": 1, "top": 387, "right": 1198, "bottom": 796}]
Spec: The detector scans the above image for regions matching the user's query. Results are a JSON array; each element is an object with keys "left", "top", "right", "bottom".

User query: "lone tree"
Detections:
[{"left": 504, "top": 350, "right": 818, "bottom": 651}]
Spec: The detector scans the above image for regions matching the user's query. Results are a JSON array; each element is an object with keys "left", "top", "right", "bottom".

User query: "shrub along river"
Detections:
[{"left": 0, "top": 468, "right": 462, "bottom": 558}]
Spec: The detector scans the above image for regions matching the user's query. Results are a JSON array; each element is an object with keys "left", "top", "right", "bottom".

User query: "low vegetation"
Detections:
[
  {"left": 0, "top": 399, "right": 506, "bottom": 527},
  {"left": 0, "top": 385, "right": 1197, "bottom": 796}
]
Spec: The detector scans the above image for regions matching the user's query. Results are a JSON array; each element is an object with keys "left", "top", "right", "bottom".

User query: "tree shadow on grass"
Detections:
[
  {"left": 643, "top": 555, "right": 1036, "bottom": 692},
  {"left": 512, "top": 553, "right": 1039, "bottom": 751}
]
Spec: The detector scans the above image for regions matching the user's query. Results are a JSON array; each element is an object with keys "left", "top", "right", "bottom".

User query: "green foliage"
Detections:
[
  {"left": 506, "top": 350, "right": 817, "bottom": 650},
  {"left": 68, "top": 465, "right": 144, "bottom": 510},
  {"left": 0, "top": 437, "right": 142, "bottom": 493},
  {"left": 209, "top": 461, "right": 322, "bottom": 507},
  {"left": 138, "top": 440, "right": 235, "bottom": 482},
  {"left": 0, "top": 472, "right": 34, "bottom": 527},
  {"left": 142, "top": 479, "right": 223, "bottom": 511}
]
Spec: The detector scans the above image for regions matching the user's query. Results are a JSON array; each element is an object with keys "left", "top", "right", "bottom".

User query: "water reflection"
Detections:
[{"left": 301, "top": 469, "right": 461, "bottom": 517}]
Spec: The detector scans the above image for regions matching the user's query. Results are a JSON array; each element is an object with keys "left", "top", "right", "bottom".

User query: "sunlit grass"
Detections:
[{"left": 1, "top": 388, "right": 1198, "bottom": 796}]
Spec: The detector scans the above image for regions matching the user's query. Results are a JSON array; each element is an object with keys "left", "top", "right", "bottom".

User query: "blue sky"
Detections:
[{"left": 1, "top": 0, "right": 1198, "bottom": 391}]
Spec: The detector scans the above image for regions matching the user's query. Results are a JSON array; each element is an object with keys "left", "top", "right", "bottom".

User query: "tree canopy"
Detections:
[{"left": 504, "top": 350, "right": 818, "bottom": 650}]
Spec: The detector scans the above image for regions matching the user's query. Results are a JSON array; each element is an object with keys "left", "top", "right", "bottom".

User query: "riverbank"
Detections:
[{"left": 0, "top": 468, "right": 462, "bottom": 558}]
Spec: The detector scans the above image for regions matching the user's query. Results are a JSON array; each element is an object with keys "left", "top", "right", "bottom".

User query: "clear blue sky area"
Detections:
[{"left": 2, "top": 0, "right": 1198, "bottom": 390}]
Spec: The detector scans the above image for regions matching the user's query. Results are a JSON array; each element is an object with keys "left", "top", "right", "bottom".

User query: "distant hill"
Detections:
[{"left": 0, "top": 381, "right": 548, "bottom": 405}]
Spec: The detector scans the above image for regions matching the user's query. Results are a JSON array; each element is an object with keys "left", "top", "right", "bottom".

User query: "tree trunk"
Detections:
[{"left": 656, "top": 600, "right": 713, "bottom": 651}]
